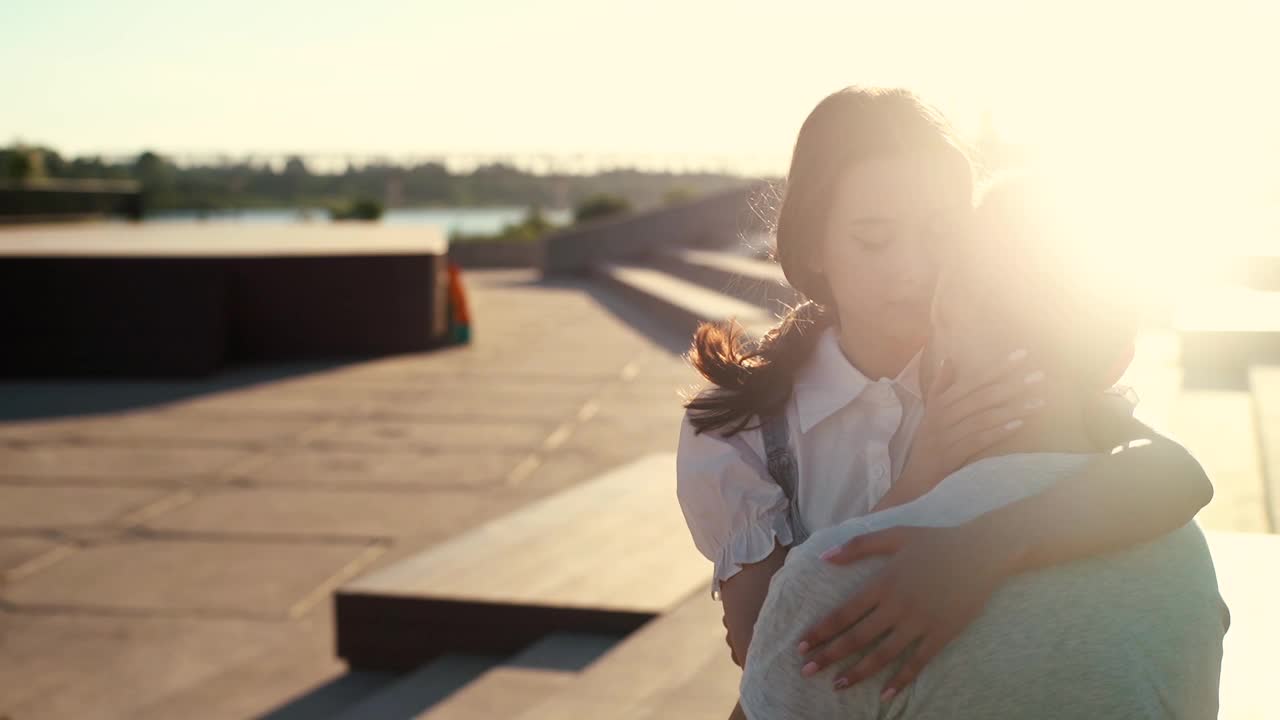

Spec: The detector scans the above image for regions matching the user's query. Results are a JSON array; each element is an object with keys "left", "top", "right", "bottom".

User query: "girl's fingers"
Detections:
[
  {"left": 798, "top": 578, "right": 885, "bottom": 659},
  {"left": 802, "top": 605, "right": 897, "bottom": 676},
  {"left": 945, "top": 420, "right": 1024, "bottom": 466},
  {"left": 820, "top": 527, "right": 910, "bottom": 566},
  {"left": 941, "top": 368, "right": 1044, "bottom": 429},
  {"left": 879, "top": 635, "right": 946, "bottom": 703},
  {"left": 942, "top": 402, "right": 1041, "bottom": 454},
  {"left": 833, "top": 626, "right": 922, "bottom": 691}
]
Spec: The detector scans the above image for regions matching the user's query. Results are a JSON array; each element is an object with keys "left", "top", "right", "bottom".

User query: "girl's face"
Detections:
[{"left": 816, "top": 152, "right": 970, "bottom": 355}]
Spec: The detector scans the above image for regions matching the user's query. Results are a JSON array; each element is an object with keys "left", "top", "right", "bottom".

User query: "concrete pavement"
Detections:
[{"left": 0, "top": 269, "right": 698, "bottom": 720}]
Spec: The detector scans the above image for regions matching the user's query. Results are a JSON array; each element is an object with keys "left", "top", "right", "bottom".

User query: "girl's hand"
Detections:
[
  {"left": 889, "top": 350, "right": 1045, "bottom": 505},
  {"left": 796, "top": 524, "right": 1012, "bottom": 701}
]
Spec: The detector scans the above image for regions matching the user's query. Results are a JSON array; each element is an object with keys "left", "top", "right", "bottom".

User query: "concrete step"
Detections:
[
  {"left": 1174, "top": 286, "right": 1280, "bottom": 388},
  {"left": 591, "top": 262, "right": 776, "bottom": 343},
  {"left": 336, "top": 453, "right": 708, "bottom": 670},
  {"left": 1204, "top": 531, "right": 1280, "bottom": 719},
  {"left": 419, "top": 633, "right": 620, "bottom": 720},
  {"left": 494, "top": 533, "right": 1277, "bottom": 720},
  {"left": 327, "top": 656, "right": 502, "bottom": 720},
  {"left": 1172, "top": 389, "right": 1271, "bottom": 533},
  {"left": 1248, "top": 366, "right": 1280, "bottom": 532},
  {"left": 512, "top": 591, "right": 739, "bottom": 720},
  {"left": 263, "top": 628, "right": 619, "bottom": 719},
  {"left": 649, "top": 247, "right": 799, "bottom": 313}
]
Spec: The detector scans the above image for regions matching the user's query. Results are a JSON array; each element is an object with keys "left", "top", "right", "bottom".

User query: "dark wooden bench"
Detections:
[{"left": 335, "top": 453, "right": 711, "bottom": 670}]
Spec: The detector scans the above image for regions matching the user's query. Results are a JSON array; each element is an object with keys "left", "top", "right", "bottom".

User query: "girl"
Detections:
[{"left": 675, "top": 87, "right": 1212, "bottom": 710}]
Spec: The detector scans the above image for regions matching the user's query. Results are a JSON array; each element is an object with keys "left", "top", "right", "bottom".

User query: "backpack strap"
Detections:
[{"left": 760, "top": 412, "right": 809, "bottom": 544}]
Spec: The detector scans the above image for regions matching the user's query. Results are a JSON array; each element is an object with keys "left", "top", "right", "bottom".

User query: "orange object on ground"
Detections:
[{"left": 446, "top": 261, "right": 472, "bottom": 343}]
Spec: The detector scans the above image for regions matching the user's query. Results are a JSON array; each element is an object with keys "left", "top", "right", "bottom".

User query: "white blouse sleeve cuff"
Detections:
[{"left": 710, "top": 507, "right": 795, "bottom": 600}]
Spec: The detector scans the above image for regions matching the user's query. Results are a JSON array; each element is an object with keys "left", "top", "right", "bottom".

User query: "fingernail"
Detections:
[
  {"left": 834, "top": 677, "right": 850, "bottom": 690},
  {"left": 796, "top": 641, "right": 810, "bottom": 654},
  {"left": 1004, "top": 419, "right": 1023, "bottom": 431},
  {"left": 1025, "top": 398, "right": 1046, "bottom": 409},
  {"left": 881, "top": 688, "right": 897, "bottom": 703},
  {"left": 801, "top": 661, "right": 819, "bottom": 676},
  {"left": 820, "top": 547, "right": 840, "bottom": 561},
  {"left": 1008, "top": 349, "right": 1028, "bottom": 362},
  {"left": 1024, "top": 370, "right": 1045, "bottom": 384}
]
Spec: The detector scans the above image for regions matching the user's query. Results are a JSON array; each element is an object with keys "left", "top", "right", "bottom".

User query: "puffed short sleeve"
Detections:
[{"left": 676, "top": 411, "right": 794, "bottom": 598}]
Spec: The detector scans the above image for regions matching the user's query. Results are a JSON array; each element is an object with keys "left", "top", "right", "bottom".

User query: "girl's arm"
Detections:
[
  {"left": 796, "top": 398, "right": 1213, "bottom": 699},
  {"left": 721, "top": 544, "right": 787, "bottom": 720},
  {"left": 719, "top": 541, "right": 788, "bottom": 667},
  {"left": 971, "top": 397, "right": 1212, "bottom": 574}
]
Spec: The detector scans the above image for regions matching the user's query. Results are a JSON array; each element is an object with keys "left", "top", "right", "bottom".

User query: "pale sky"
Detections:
[{"left": 4, "top": 0, "right": 1279, "bottom": 183}]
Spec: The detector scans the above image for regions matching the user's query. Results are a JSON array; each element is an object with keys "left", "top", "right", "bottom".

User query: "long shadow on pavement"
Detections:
[{"left": 0, "top": 359, "right": 356, "bottom": 421}]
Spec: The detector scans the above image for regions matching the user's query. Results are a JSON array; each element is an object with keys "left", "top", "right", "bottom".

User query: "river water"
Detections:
[{"left": 144, "top": 206, "right": 572, "bottom": 237}]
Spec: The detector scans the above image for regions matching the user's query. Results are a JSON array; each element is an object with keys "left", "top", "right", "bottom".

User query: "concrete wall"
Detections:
[
  {"left": 447, "top": 240, "right": 542, "bottom": 268},
  {"left": 539, "top": 183, "right": 769, "bottom": 275}
]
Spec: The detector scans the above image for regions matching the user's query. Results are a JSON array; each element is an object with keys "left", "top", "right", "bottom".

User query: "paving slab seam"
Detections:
[
  {"left": 358, "top": 410, "right": 608, "bottom": 423},
  {"left": 505, "top": 359, "right": 643, "bottom": 488},
  {"left": 0, "top": 528, "right": 100, "bottom": 545},
  {"left": 2, "top": 436, "right": 303, "bottom": 452},
  {"left": 0, "top": 599, "right": 290, "bottom": 623},
  {"left": 0, "top": 528, "right": 66, "bottom": 540},
  {"left": 209, "top": 476, "right": 514, "bottom": 493},
  {"left": 199, "top": 420, "right": 346, "bottom": 483},
  {"left": 125, "top": 528, "right": 397, "bottom": 547},
  {"left": 115, "top": 490, "right": 198, "bottom": 527},
  {"left": 301, "top": 439, "right": 562, "bottom": 454},
  {"left": 0, "top": 526, "right": 394, "bottom": 548},
  {"left": 287, "top": 544, "right": 388, "bottom": 620},
  {"left": 158, "top": 408, "right": 373, "bottom": 421},
  {"left": 1, "top": 544, "right": 75, "bottom": 585},
  {"left": 0, "top": 476, "right": 207, "bottom": 489}
]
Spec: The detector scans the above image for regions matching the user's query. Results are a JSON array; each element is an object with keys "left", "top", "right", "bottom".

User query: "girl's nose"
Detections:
[{"left": 896, "top": 236, "right": 939, "bottom": 297}]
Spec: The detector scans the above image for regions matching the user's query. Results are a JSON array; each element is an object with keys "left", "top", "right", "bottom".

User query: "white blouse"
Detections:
[{"left": 676, "top": 327, "right": 925, "bottom": 596}]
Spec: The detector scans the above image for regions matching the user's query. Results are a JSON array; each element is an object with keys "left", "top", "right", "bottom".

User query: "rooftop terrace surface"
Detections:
[
  {"left": 0, "top": 265, "right": 1271, "bottom": 719},
  {"left": 0, "top": 269, "right": 698, "bottom": 720}
]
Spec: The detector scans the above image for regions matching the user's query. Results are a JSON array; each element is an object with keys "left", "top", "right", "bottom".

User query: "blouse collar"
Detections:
[{"left": 792, "top": 327, "right": 922, "bottom": 434}]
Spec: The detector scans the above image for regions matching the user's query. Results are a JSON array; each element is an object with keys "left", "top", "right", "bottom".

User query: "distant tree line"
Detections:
[{"left": 1, "top": 145, "right": 752, "bottom": 213}]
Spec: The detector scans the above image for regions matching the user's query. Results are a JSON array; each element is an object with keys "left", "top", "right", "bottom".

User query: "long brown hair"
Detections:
[{"left": 685, "top": 87, "right": 972, "bottom": 436}]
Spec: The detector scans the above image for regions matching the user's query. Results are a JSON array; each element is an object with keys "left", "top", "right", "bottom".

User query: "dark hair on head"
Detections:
[{"left": 684, "top": 86, "right": 973, "bottom": 436}]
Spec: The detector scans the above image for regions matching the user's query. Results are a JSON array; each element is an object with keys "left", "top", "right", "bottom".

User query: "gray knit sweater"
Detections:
[{"left": 740, "top": 452, "right": 1228, "bottom": 719}]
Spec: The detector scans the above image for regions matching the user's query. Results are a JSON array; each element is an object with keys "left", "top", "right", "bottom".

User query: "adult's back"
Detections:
[{"left": 741, "top": 452, "right": 1228, "bottom": 719}]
